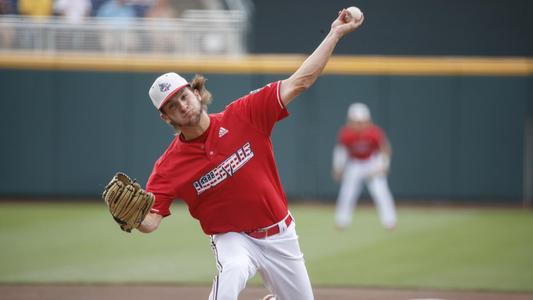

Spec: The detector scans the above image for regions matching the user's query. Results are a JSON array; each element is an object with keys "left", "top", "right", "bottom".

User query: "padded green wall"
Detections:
[{"left": 0, "top": 70, "right": 529, "bottom": 202}]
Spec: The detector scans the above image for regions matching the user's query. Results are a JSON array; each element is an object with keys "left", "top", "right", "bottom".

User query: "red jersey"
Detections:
[
  {"left": 338, "top": 124, "right": 385, "bottom": 160},
  {"left": 146, "top": 81, "right": 289, "bottom": 235}
]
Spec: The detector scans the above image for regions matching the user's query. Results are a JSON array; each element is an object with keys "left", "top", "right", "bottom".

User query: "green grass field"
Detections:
[{"left": 0, "top": 202, "right": 532, "bottom": 292}]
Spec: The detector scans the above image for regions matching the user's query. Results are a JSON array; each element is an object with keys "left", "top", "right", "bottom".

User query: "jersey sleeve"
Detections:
[
  {"left": 338, "top": 127, "right": 350, "bottom": 147},
  {"left": 146, "top": 168, "right": 176, "bottom": 217},
  {"left": 227, "top": 80, "right": 289, "bottom": 136}
]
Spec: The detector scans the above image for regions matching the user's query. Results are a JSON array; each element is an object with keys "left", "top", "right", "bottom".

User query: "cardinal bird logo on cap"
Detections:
[{"left": 159, "top": 82, "right": 171, "bottom": 92}]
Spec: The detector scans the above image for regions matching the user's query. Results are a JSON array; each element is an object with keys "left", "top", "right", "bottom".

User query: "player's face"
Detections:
[
  {"left": 160, "top": 87, "right": 203, "bottom": 128},
  {"left": 350, "top": 120, "right": 371, "bottom": 131}
]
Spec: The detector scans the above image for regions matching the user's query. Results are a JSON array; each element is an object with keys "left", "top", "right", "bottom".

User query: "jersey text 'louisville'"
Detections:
[
  {"left": 338, "top": 124, "right": 385, "bottom": 160},
  {"left": 146, "top": 81, "right": 289, "bottom": 235}
]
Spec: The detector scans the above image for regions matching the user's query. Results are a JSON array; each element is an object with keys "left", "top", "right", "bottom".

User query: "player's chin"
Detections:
[{"left": 182, "top": 114, "right": 202, "bottom": 127}]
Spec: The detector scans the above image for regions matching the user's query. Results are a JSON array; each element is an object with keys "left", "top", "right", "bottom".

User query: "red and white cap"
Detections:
[
  {"left": 149, "top": 72, "right": 189, "bottom": 110},
  {"left": 348, "top": 102, "right": 371, "bottom": 122}
]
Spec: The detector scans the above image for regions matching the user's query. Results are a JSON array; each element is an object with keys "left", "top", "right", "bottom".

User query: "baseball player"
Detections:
[
  {"left": 332, "top": 103, "right": 397, "bottom": 230},
  {"left": 135, "top": 9, "right": 364, "bottom": 300}
]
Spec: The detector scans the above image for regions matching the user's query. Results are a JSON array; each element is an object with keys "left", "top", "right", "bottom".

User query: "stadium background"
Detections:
[
  {"left": 1, "top": 0, "right": 532, "bottom": 202},
  {"left": 0, "top": 0, "right": 532, "bottom": 299}
]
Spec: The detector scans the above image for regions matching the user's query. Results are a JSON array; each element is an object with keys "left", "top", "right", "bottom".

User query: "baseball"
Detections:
[{"left": 344, "top": 6, "right": 363, "bottom": 23}]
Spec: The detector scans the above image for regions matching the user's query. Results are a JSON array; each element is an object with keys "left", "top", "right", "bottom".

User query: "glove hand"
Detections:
[{"left": 102, "top": 172, "right": 155, "bottom": 233}]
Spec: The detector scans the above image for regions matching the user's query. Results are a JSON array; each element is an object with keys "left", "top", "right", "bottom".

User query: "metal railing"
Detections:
[{"left": 0, "top": 10, "right": 248, "bottom": 56}]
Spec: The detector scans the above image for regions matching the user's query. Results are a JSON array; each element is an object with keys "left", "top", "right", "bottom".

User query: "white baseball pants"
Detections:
[
  {"left": 335, "top": 154, "right": 397, "bottom": 229},
  {"left": 208, "top": 221, "right": 314, "bottom": 300}
]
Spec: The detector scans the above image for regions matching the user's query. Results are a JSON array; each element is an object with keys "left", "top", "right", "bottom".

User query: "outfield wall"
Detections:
[{"left": 0, "top": 56, "right": 531, "bottom": 202}]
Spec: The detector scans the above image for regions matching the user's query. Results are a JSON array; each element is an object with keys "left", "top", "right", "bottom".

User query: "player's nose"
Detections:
[{"left": 176, "top": 100, "right": 187, "bottom": 112}]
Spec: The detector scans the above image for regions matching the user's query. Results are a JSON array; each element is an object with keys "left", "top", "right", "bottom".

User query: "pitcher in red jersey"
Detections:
[
  {"left": 332, "top": 102, "right": 397, "bottom": 231},
  {"left": 137, "top": 8, "right": 365, "bottom": 300}
]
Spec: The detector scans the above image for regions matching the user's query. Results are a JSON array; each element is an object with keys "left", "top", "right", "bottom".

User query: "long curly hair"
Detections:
[{"left": 190, "top": 74, "right": 212, "bottom": 110}]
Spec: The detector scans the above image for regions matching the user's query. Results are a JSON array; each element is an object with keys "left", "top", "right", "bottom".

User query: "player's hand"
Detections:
[
  {"left": 368, "top": 167, "right": 387, "bottom": 179},
  {"left": 331, "top": 8, "right": 364, "bottom": 38},
  {"left": 331, "top": 169, "right": 343, "bottom": 182},
  {"left": 368, "top": 157, "right": 390, "bottom": 179}
]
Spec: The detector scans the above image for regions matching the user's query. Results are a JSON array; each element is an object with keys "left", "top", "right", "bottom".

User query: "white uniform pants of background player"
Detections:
[
  {"left": 208, "top": 218, "right": 314, "bottom": 300},
  {"left": 335, "top": 154, "right": 397, "bottom": 229}
]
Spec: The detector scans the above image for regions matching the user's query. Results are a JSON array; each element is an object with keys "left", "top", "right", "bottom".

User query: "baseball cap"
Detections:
[
  {"left": 347, "top": 103, "right": 371, "bottom": 121},
  {"left": 148, "top": 72, "right": 189, "bottom": 110}
]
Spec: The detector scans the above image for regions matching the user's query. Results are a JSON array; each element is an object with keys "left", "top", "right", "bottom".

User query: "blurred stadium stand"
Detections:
[{"left": 0, "top": 0, "right": 250, "bottom": 56}]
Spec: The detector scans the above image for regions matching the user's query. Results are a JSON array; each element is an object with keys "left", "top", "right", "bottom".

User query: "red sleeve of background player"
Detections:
[
  {"left": 227, "top": 80, "right": 289, "bottom": 136},
  {"left": 145, "top": 162, "right": 177, "bottom": 217}
]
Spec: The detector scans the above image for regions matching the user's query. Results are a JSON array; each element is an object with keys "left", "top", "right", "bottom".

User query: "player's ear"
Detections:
[
  {"left": 160, "top": 112, "right": 171, "bottom": 124},
  {"left": 193, "top": 89, "right": 202, "bottom": 101}
]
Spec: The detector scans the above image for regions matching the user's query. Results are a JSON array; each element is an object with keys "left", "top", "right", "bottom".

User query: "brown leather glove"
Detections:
[{"left": 102, "top": 172, "right": 154, "bottom": 233}]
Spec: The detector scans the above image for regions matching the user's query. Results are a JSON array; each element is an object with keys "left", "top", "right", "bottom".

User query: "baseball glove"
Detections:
[{"left": 102, "top": 172, "right": 155, "bottom": 233}]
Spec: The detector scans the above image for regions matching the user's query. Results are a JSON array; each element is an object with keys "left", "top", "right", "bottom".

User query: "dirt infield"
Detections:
[{"left": 2, "top": 285, "right": 533, "bottom": 300}]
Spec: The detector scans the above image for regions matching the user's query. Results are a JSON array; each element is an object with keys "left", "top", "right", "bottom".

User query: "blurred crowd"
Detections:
[
  {"left": 0, "top": 0, "right": 203, "bottom": 21},
  {"left": 0, "top": 0, "right": 235, "bottom": 55}
]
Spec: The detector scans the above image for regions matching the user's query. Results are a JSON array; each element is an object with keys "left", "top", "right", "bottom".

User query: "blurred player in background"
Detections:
[
  {"left": 138, "top": 8, "right": 364, "bottom": 300},
  {"left": 332, "top": 103, "right": 397, "bottom": 230}
]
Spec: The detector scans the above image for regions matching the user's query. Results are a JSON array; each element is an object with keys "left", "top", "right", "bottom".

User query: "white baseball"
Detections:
[{"left": 344, "top": 6, "right": 363, "bottom": 22}]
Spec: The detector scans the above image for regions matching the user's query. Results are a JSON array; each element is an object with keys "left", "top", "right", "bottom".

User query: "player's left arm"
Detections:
[
  {"left": 378, "top": 135, "right": 392, "bottom": 173},
  {"left": 380, "top": 136, "right": 392, "bottom": 157},
  {"left": 138, "top": 213, "right": 163, "bottom": 233},
  {"left": 280, "top": 8, "right": 364, "bottom": 106}
]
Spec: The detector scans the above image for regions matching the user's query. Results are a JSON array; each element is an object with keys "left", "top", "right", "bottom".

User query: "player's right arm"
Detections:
[
  {"left": 138, "top": 213, "right": 163, "bottom": 233},
  {"left": 332, "top": 128, "right": 349, "bottom": 182},
  {"left": 280, "top": 8, "right": 364, "bottom": 106}
]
